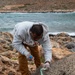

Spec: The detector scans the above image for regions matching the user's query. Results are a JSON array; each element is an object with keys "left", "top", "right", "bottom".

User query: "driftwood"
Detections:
[{"left": 32, "top": 53, "right": 75, "bottom": 75}]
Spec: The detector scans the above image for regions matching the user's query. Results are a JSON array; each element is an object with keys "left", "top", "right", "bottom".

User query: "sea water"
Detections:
[{"left": 0, "top": 12, "right": 75, "bottom": 36}]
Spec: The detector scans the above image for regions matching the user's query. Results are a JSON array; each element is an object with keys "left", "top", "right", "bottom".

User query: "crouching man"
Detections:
[{"left": 12, "top": 21, "right": 52, "bottom": 75}]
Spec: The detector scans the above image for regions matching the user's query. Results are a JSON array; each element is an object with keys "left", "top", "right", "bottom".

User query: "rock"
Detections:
[
  {"left": 33, "top": 53, "right": 75, "bottom": 75},
  {"left": 70, "top": 48, "right": 75, "bottom": 52},
  {"left": 0, "top": 39, "right": 6, "bottom": 43},
  {"left": 56, "top": 32, "right": 69, "bottom": 37},
  {"left": 65, "top": 42, "right": 75, "bottom": 49},
  {"left": 51, "top": 40, "right": 60, "bottom": 48},
  {"left": 0, "top": 51, "right": 13, "bottom": 58},
  {"left": 52, "top": 48, "right": 72, "bottom": 60},
  {"left": 0, "top": 32, "right": 75, "bottom": 75},
  {"left": 8, "top": 71, "right": 15, "bottom": 75},
  {"left": 0, "top": 55, "right": 12, "bottom": 65},
  {"left": 0, "top": 55, "right": 20, "bottom": 75},
  {"left": 0, "top": 32, "right": 13, "bottom": 52},
  {"left": 50, "top": 33, "right": 75, "bottom": 49}
]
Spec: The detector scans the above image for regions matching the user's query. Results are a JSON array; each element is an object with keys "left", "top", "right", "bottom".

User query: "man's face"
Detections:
[{"left": 30, "top": 32, "right": 43, "bottom": 41}]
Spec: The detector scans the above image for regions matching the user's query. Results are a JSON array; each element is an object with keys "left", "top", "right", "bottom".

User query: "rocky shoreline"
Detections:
[
  {"left": 0, "top": 0, "right": 75, "bottom": 13},
  {"left": 0, "top": 9, "right": 75, "bottom": 13},
  {"left": 0, "top": 32, "right": 75, "bottom": 75}
]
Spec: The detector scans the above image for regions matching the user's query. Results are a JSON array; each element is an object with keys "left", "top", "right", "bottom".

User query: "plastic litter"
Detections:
[{"left": 40, "top": 68, "right": 47, "bottom": 75}]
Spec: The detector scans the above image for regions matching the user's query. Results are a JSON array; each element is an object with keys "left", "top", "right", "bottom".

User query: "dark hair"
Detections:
[{"left": 30, "top": 24, "right": 43, "bottom": 36}]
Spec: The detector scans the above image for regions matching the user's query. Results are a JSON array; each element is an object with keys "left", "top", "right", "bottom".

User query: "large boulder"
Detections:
[{"left": 33, "top": 53, "right": 75, "bottom": 75}]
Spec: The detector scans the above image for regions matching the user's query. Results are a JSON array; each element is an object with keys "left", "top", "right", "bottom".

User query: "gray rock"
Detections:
[
  {"left": 65, "top": 42, "right": 75, "bottom": 49},
  {"left": 33, "top": 54, "right": 75, "bottom": 75}
]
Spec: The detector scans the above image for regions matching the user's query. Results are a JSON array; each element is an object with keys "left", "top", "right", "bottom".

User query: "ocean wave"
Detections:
[{"left": 48, "top": 32, "right": 75, "bottom": 36}]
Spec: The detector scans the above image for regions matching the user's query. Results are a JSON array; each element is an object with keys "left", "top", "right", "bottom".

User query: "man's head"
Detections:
[{"left": 30, "top": 24, "right": 43, "bottom": 41}]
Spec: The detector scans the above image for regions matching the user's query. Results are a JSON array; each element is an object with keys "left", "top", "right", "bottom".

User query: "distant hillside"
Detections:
[{"left": 0, "top": 0, "right": 75, "bottom": 12}]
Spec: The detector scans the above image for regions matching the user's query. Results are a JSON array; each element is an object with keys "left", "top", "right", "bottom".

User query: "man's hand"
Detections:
[
  {"left": 26, "top": 54, "right": 33, "bottom": 61},
  {"left": 43, "top": 62, "right": 50, "bottom": 70}
]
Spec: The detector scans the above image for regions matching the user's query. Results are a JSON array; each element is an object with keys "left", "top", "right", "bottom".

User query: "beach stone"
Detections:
[
  {"left": 65, "top": 42, "right": 75, "bottom": 49},
  {"left": 70, "top": 48, "right": 75, "bottom": 52},
  {"left": 8, "top": 71, "right": 15, "bottom": 75}
]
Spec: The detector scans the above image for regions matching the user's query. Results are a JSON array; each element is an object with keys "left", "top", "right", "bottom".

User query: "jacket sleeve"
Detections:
[
  {"left": 12, "top": 29, "right": 30, "bottom": 57},
  {"left": 42, "top": 34, "right": 52, "bottom": 62}
]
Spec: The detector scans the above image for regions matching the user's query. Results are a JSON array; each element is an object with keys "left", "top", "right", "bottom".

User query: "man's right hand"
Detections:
[{"left": 26, "top": 54, "right": 33, "bottom": 61}]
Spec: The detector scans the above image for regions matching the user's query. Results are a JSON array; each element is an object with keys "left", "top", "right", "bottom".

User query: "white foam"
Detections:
[{"left": 48, "top": 32, "right": 75, "bottom": 36}]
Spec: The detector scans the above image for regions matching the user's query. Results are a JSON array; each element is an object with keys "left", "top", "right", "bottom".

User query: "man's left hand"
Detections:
[{"left": 43, "top": 62, "right": 50, "bottom": 70}]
